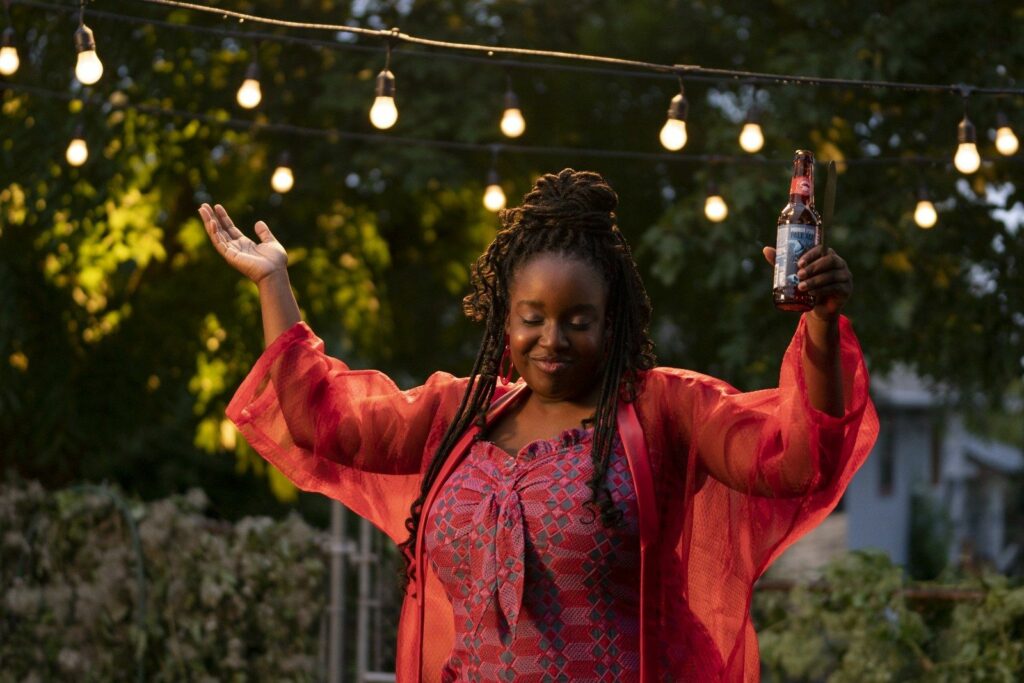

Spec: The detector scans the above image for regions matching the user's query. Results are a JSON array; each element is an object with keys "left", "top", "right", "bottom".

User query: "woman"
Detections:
[{"left": 200, "top": 169, "right": 877, "bottom": 682}]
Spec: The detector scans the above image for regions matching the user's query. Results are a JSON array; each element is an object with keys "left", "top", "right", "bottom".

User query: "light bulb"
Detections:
[
  {"left": 483, "top": 183, "right": 506, "bottom": 212},
  {"left": 0, "top": 29, "right": 18, "bottom": 76},
  {"left": 501, "top": 108, "right": 525, "bottom": 138},
  {"left": 704, "top": 192, "right": 728, "bottom": 222},
  {"left": 483, "top": 168, "right": 506, "bottom": 211},
  {"left": 66, "top": 134, "right": 88, "bottom": 166},
  {"left": 236, "top": 62, "right": 262, "bottom": 109},
  {"left": 659, "top": 119, "right": 687, "bottom": 151},
  {"left": 73, "top": 25, "right": 103, "bottom": 85},
  {"left": 995, "top": 126, "right": 1019, "bottom": 156},
  {"left": 659, "top": 92, "right": 688, "bottom": 151},
  {"left": 954, "top": 114, "right": 980, "bottom": 174},
  {"left": 914, "top": 200, "right": 937, "bottom": 229},
  {"left": 369, "top": 96, "right": 398, "bottom": 129},
  {"left": 271, "top": 166, "right": 294, "bottom": 193},
  {"left": 739, "top": 122, "right": 764, "bottom": 153},
  {"left": 369, "top": 69, "right": 398, "bottom": 129},
  {"left": 954, "top": 143, "right": 980, "bottom": 174},
  {"left": 500, "top": 89, "right": 525, "bottom": 138}
]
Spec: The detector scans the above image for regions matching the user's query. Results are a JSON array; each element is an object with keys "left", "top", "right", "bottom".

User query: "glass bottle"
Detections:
[{"left": 773, "top": 150, "right": 821, "bottom": 311}]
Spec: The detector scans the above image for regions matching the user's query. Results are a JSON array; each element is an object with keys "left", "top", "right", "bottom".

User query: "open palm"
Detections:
[{"left": 199, "top": 203, "right": 288, "bottom": 283}]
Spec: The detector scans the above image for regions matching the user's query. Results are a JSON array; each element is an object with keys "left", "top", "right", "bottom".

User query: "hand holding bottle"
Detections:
[
  {"left": 199, "top": 203, "right": 288, "bottom": 284},
  {"left": 763, "top": 244, "right": 852, "bottom": 321}
]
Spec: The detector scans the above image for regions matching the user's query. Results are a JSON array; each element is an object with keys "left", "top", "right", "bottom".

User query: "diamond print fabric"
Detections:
[{"left": 425, "top": 427, "right": 641, "bottom": 682}]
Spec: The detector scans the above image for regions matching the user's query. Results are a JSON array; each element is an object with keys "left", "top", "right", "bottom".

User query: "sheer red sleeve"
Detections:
[
  {"left": 225, "top": 322, "right": 467, "bottom": 543},
  {"left": 642, "top": 314, "right": 878, "bottom": 680}
]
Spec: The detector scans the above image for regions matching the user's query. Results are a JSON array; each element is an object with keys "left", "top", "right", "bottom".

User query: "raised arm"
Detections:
[{"left": 199, "top": 203, "right": 300, "bottom": 347}]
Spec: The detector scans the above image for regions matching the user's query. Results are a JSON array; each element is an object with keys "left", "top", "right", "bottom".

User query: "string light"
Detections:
[
  {"left": 913, "top": 186, "right": 937, "bottom": 229},
  {"left": 738, "top": 108, "right": 764, "bottom": 153},
  {"left": 704, "top": 182, "right": 728, "bottom": 222},
  {"left": 995, "top": 112, "right": 1019, "bottom": 156},
  {"left": 659, "top": 78, "right": 688, "bottom": 151},
  {"left": 73, "top": 1, "right": 103, "bottom": 85},
  {"left": 369, "top": 40, "right": 398, "bottom": 130},
  {"left": 236, "top": 60, "right": 262, "bottom": 109},
  {"left": 270, "top": 152, "right": 294, "bottom": 193},
  {"left": 500, "top": 79, "right": 525, "bottom": 138},
  {"left": 65, "top": 124, "right": 88, "bottom": 166},
  {"left": 953, "top": 96, "right": 981, "bottom": 175},
  {"left": 483, "top": 167, "right": 506, "bottom": 211},
  {"left": 0, "top": 27, "right": 19, "bottom": 76}
]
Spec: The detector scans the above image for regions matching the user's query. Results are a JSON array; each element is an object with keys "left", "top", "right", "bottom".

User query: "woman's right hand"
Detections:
[{"left": 199, "top": 203, "right": 288, "bottom": 284}]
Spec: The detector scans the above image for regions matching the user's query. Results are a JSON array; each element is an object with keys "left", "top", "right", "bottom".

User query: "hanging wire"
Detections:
[
  {"left": 6, "top": 79, "right": 999, "bottom": 169},
  {"left": 9, "top": 0, "right": 1024, "bottom": 96}
]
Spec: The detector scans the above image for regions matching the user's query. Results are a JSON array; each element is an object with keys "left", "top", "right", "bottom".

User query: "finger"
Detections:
[
  {"left": 762, "top": 246, "right": 776, "bottom": 266},
  {"left": 199, "top": 205, "right": 229, "bottom": 251},
  {"left": 798, "top": 250, "right": 847, "bottom": 279},
  {"left": 798, "top": 270, "right": 852, "bottom": 292},
  {"left": 796, "top": 244, "right": 828, "bottom": 267},
  {"left": 254, "top": 220, "right": 278, "bottom": 244},
  {"left": 214, "top": 204, "right": 245, "bottom": 240}
]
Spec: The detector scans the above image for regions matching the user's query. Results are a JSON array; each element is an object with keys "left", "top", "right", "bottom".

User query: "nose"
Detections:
[{"left": 539, "top": 320, "right": 569, "bottom": 350}]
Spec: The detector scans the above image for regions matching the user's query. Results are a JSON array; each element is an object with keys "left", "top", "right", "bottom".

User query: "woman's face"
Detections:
[{"left": 506, "top": 252, "right": 609, "bottom": 404}]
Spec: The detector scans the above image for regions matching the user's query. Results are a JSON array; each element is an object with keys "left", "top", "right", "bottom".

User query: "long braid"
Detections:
[{"left": 400, "top": 169, "right": 656, "bottom": 585}]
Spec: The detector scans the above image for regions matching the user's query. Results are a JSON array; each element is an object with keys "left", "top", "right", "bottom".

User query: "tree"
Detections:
[{"left": 1, "top": 0, "right": 1021, "bottom": 515}]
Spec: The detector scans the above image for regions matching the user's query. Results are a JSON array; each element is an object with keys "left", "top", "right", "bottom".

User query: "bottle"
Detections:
[{"left": 773, "top": 150, "right": 822, "bottom": 311}]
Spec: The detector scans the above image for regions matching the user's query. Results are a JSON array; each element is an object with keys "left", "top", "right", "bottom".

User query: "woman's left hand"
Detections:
[{"left": 762, "top": 244, "right": 853, "bottom": 320}]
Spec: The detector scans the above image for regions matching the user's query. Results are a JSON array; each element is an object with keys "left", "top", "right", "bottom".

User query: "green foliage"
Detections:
[
  {"left": 1, "top": 480, "right": 326, "bottom": 681},
  {"left": 754, "top": 551, "right": 1024, "bottom": 682},
  {"left": 1, "top": 0, "right": 1022, "bottom": 512}
]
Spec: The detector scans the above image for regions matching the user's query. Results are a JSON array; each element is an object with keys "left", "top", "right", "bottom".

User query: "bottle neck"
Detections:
[{"left": 788, "top": 164, "right": 815, "bottom": 206}]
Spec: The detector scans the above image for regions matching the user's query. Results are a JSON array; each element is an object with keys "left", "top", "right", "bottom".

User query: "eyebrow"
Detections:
[{"left": 515, "top": 300, "right": 599, "bottom": 313}]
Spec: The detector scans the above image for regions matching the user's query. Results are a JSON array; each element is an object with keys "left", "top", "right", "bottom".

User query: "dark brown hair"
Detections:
[{"left": 399, "top": 168, "right": 656, "bottom": 583}]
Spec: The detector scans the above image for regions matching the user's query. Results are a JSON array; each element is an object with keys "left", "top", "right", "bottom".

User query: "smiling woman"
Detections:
[{"left": 202, "top": 168, "right": 878, "bottom": 682}]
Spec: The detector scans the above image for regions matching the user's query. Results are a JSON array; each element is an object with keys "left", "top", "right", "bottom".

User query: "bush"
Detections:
[
  {"left": 1, "top": 479, "right": 327, "bottom": 682},
  {"left": 754, "top": 550, "right": 1024, "bottom": 682}
]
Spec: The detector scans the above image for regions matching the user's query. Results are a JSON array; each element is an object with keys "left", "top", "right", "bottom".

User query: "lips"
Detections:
[{"left": 529, "top": 357, "right": 572, "bottom": 374}]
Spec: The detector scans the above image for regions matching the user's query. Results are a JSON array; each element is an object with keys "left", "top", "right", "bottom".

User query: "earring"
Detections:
[{"left": 499, "top": 340, "right": 516, "bottom": 384}]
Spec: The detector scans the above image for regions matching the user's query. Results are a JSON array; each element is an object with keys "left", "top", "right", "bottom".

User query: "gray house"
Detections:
[{"left": 771, "top": 365, "right": 1023, "bottom": 579}]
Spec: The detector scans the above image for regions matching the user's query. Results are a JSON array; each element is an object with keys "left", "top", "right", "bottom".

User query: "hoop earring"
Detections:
[{"left": 499, "top": 340, "right": 516, "bottom": 384}]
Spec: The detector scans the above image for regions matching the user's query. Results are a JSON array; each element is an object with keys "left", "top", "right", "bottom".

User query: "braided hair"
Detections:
[{"left": 399, "top": 168, "right": 656, "bottom": 584}]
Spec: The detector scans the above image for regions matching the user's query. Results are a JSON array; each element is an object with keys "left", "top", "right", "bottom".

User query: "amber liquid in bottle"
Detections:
[{"left": 773, "top": 150, "right": 822, "bottom": 311}]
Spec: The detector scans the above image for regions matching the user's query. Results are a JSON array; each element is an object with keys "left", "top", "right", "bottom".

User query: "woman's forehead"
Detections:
[{"left": 509, "top": 252, "right": 607, "bottom": 303}]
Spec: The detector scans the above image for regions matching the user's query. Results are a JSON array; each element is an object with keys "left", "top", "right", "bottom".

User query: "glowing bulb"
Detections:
[
  {"left": 236, "top": 79, "right": 261, "bottom": 108},
  {"left": 659, "top": 119, "right": 687, "bottom": 151},
  {"left": 996, "top": 126, "right": 1018, "bottom": 156},
  {"left": 704, "top": 192, "right": 728, "bottom": 222},
  {"left": 236, "top": 62, "right": 262, "bottom": 109},
  {"left": 0, "top": 29, "right": 18, "bottom": 76},
  {"left": 500, "top": 88, "right": 525, "bottom": 138},
  {"left": 954, "top": 114, "right": 980, "bottom": 174},
  {"left": 659, "top": 91, "right": 688, "bottom": 151},
  {"left": 369, "top": 69, "right": 398, "bottom": 129},
  {"left": 483, "top": 168, "right": 506, "bottom": 211},
  {"left": 954, "top": 143, "right": 980, "bottom": 174},
  {"left": 66, "top": 135, "right": 88, "bottom": 166},
  {"left": 739, "top": 122, "right": 764, "bottom": 153},
  {"left": 914, "top": 200, "right": 937, "bottom": 229},
  {"left": 483, "top": 183, "right": 506, "bottom": 212},
  {"left": 271, "top": 166, "right": 294, "bottom": 193},
  {"left": 75, "top": 50, "right": 102, "bottom": 85},
  {"left": 73, "top": 25, "right": 103, "bottom": 85},
  {"left": 369, "top": 96, "right": 398, "bottom": 129},
  {"left": 501, "top": 108, "right": 525, "bottom": 138}
]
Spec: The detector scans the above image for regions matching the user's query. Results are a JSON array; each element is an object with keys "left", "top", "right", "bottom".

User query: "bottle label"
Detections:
[
  {"left": 789, "top": 176, "right": 812, "bottom": 196},
  {"left": 773, "top": 223, "right": 818, "bottom": 289}
]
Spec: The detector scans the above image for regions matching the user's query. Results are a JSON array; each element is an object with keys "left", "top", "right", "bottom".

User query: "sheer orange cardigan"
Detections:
[{"left": 227, "top": 314, "right": 878, "bottom": 682}]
